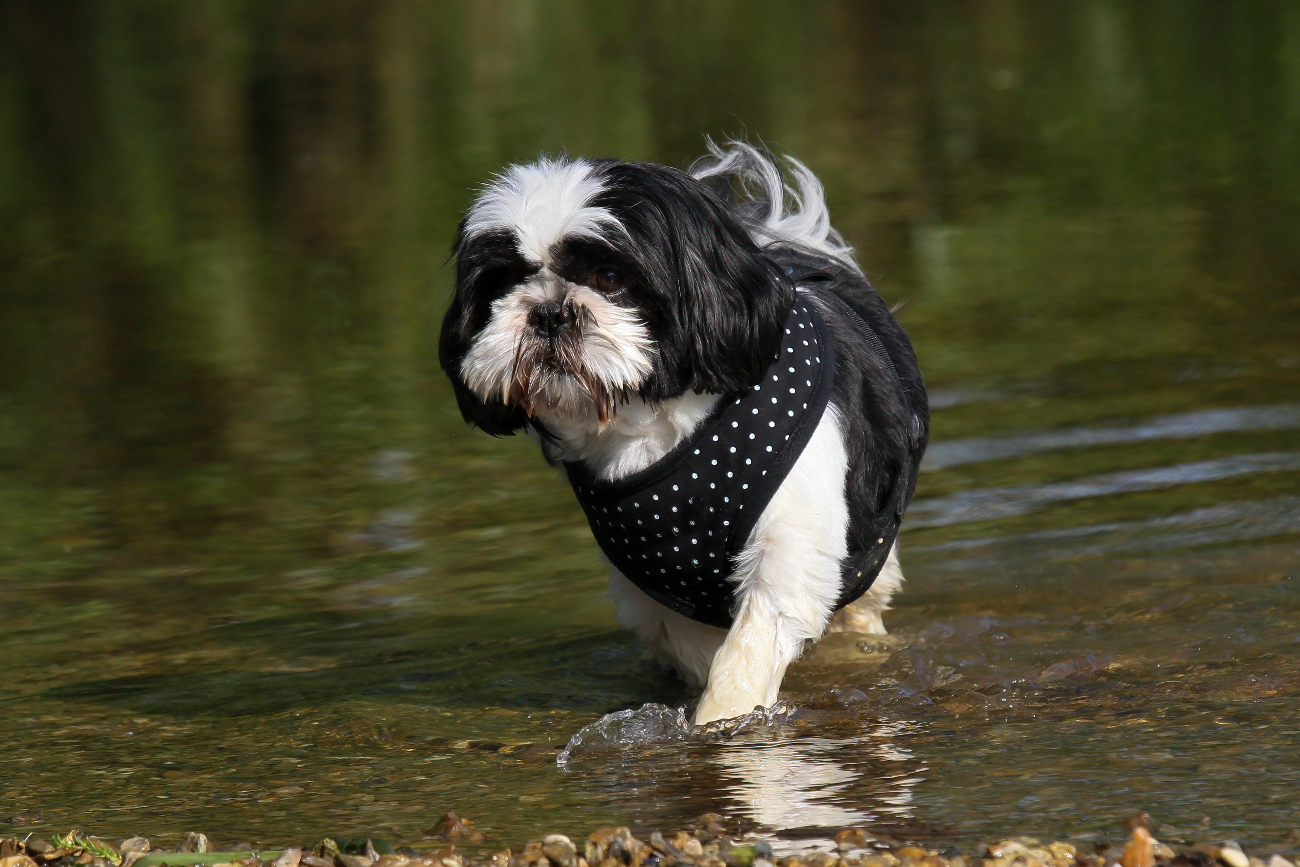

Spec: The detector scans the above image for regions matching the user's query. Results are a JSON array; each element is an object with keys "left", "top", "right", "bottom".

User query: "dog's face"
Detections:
[{"left": 440, "top": 157, "right": 795, "bottom": 435}]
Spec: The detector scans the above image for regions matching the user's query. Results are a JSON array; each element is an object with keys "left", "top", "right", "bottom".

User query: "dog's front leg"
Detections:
[
  {"left": 691, "top": 593, "right": 805, "bottom": 725},
  {"left": 690, "top": 411, "right": 851, "bottom": 726}
]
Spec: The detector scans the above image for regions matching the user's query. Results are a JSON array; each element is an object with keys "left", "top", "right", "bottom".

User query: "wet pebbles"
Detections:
[{"left": 1, "top": 815, "right": 1296, "bottom": 867}]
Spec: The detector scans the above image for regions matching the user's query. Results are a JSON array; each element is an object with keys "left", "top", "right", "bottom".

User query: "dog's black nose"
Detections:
[{"left": 529, "top": 301, "right": 572, "bottom": 339}]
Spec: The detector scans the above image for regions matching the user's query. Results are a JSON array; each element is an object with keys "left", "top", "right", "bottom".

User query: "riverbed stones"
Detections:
[
  {"left": 585, "top": 828, "right": 647, "bottom": 866},
  {"left": 3, "top": 816, "right": 1299, "bottom": 867}
]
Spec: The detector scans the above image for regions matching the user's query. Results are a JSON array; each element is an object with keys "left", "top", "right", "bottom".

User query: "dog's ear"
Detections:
[
  {"left": 592, "top": 162, "right": 794, "bottom": 398},
  {"left": 438, "top": 223, "right": 531, "bottom": 436},
  {"left": 672, "top": 211, "right": 793, "bottom": 395}
]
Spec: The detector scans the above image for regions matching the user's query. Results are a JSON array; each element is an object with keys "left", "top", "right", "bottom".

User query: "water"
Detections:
[{"left": 2, "top": 0, "right": 1299, "bottom": 856}]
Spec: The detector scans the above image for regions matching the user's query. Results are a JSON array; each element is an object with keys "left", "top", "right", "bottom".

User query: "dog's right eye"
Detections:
[{"left": 590, "top": 267, "right": 627, "bottom": 295}]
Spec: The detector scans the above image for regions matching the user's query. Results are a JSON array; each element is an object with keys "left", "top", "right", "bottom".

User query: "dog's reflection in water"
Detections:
[{"left": 711, "top": 722, "right": 923, "bottom": 851}]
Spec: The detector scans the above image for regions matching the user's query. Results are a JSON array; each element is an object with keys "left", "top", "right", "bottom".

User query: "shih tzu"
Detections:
[{"left": 440, "top": 142, "right": 928, "bottom": 725}]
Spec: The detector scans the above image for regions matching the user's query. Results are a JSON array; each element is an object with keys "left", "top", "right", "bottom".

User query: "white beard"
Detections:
[{"left": 459, "top": 278, "right": 655, "bottom": 425}]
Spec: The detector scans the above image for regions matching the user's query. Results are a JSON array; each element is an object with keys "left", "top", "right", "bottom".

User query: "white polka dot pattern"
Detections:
[{"left": 563, "top": 298, "right": 835, "bottom": 628}]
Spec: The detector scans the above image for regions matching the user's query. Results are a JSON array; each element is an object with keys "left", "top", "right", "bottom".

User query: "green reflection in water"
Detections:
[{"left": 1, "top": 0, "right": 1298, "bottom": 853}]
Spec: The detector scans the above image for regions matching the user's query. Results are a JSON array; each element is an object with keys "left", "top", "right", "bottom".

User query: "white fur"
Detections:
[
  {"left": 460, "top": 278, "right": 656, "bottom": 414},
  {"left": 464, "top": 158, "right": 624, "bottom": 263},
  {"left": 539, "top": 391, "right": 721, "bottom": 481},
  {"left": 691, "top": 141, "right": 862, "bottom": 275},
  {"left": 826, "top": 542, "right": 904, "bottom": 635}
]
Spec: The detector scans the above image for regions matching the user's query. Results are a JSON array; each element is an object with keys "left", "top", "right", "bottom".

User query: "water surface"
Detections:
[{"left": 2, "top": 0, "right": 1298, "bottom": 855}]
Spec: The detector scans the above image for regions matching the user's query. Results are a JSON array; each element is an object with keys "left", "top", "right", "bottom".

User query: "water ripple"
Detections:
[
  {"left": 908, "top": 452, "right": 1300, "bottom": 528},
  {"left": 923, "top": 405, "right": 1300, "bottom": 471},
  {"left": 912, "top": 495, "right": 1300, "bottom": 561}
]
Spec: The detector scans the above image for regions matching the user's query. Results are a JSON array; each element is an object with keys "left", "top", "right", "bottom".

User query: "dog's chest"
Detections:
[{"left": 563, "top": 298, "right": 834, "bottom": 628}]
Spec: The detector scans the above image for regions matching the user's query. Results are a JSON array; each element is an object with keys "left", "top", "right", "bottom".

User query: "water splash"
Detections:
[{"left": 556, "top": 701, "right": 798, "bottom": 766}]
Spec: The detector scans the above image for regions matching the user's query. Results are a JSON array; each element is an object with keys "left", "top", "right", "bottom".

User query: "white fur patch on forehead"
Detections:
[{"left": 463, "top": 158, "right": 625, "bottom": 264}]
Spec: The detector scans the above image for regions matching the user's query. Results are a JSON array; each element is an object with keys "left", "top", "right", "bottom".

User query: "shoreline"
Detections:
[{"left": 4, "top": 815, "right": 1297, "bottom": 867}]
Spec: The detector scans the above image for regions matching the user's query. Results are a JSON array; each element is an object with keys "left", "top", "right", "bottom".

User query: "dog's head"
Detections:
[{"left": 439, "top": 157, "right": 794, "bottom": 434}]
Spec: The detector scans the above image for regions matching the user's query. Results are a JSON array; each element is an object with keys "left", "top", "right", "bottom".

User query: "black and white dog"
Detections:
[{"left": 440, "top": 143, "right": 927, "bottom": 724}]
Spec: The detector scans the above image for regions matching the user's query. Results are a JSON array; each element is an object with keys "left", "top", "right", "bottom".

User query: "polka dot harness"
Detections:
[{"left": 563, "top": 296, "right": 836, "bottom": 629}]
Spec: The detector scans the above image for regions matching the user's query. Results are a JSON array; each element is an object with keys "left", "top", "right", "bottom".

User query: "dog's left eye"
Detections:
[{"left": 590, "top": 267, "right": 627, "bottom": 294}]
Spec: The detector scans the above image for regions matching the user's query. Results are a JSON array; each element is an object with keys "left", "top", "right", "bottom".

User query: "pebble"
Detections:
[
  {"left": 1120, "top": 826, "right": 1154, "bottom": 867},
  {"left": 1218, "top": 844, "right": 1250, "bottom": 867},
  {"left": 179, "top": 834, "right": 212, "bottom": 855},
  {"left": 834, "top": 830, "right": 873, "bottom": 853},
  {"left": 431, "top": 815, "right": 487, "bottom": 845},
  {"left": 541, "top": 836, "right": 577, "bottom": 867},
  {"left": 119, "top": 841, "right": 151, "bottom": 857}
]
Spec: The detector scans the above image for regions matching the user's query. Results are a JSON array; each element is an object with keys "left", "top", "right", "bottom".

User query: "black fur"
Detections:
[
  {"left": 439, "top": 226, "right": 537, "bottom": 435},
  {"left": 773, "top": 249, "right": 929, "bottom": 593},
  {"left": 585, "top": 160, "right": 794, "bottom": 401}
]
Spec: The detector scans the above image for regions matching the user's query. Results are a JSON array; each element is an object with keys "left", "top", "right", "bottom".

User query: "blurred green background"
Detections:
[{"left": 3, "top": 1, "right": 1297, "bottom": 569}]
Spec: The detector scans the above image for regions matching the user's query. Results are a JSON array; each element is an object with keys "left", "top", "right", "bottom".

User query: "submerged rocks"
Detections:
[{"left": 430, "top": 816, "right": 487, "bottom": 845}]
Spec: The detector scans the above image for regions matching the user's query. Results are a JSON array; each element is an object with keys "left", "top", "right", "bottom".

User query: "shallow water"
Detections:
[{"left": 2, "top": 0, "right": 1299, "bottom": 856}]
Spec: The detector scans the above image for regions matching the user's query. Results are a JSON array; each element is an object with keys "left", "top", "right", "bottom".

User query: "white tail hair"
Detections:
[{"left": 689, "top": 140, "right": 861, "bottom": 275}]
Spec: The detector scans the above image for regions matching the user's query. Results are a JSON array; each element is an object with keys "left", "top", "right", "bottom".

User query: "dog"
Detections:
[{"left": 440, "top": 142, "right": 928, "bottom": 725}]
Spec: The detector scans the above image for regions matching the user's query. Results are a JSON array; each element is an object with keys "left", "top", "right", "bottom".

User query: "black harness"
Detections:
[{"left": 563, "top": 296, "right": 838, "bottom": 628}]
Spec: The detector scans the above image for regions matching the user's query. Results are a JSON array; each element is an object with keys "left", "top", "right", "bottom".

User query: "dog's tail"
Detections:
[{"left": 689, "top": 140, "right": 862, "bottom": 275}]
